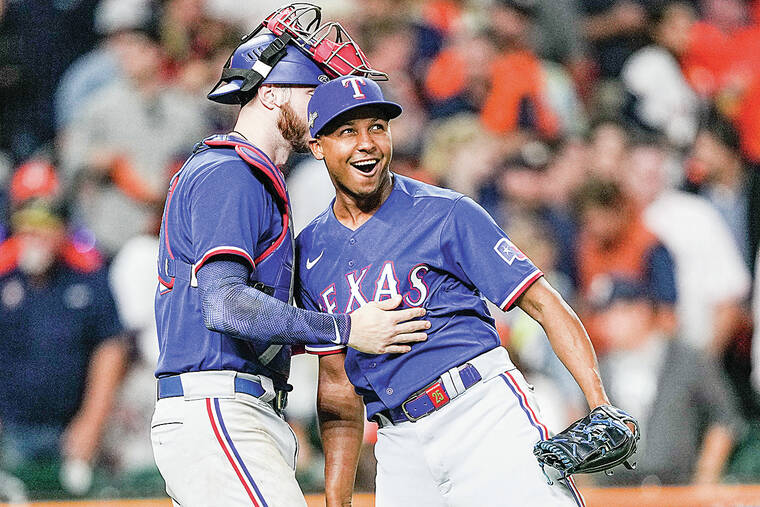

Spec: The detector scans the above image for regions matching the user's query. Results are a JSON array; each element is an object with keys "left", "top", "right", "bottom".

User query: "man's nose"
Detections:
[{"left": 355, "top": 130, "right": 377, "bottom": 152}]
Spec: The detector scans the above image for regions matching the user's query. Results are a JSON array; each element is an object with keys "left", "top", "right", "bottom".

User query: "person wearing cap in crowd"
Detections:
[
  {"left": 593, "top": 275, "right": 744, "bottom": 486},
  {"left": 150, "top": 5, "right": 429, "bottom": 505},
  {"left": 296, "top": 75, "right": 630, "bottom": 506},
  {"left": 0, "top": 159, "right": 128, "bottom": 499}
]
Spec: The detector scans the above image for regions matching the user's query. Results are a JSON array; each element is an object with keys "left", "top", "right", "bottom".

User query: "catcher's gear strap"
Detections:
[
  {"left": 157, "top": 136, "right": 292, "bottom": 293},
  {"left": 203, "top": 136, "right": 291, "bottom": 267},
  {"left": 220, "top": 33, "right": 294, "bottom": 99}
]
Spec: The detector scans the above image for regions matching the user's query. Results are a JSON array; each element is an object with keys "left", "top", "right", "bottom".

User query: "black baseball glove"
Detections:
[{"left": 533, "top": 404, "right": 640, "bottom": 481}]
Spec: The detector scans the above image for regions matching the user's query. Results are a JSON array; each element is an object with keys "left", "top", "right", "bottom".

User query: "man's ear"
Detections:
[
  {"left": 308, "top": 137, "right": 324, "bottom": 160},
  {"left": 257, "top": 85, "right": 291, "bottom": 110}
]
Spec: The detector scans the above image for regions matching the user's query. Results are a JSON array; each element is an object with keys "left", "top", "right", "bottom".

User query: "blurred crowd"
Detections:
[{"left": 2, "top": 0, "right": 760, "bottom": 501}]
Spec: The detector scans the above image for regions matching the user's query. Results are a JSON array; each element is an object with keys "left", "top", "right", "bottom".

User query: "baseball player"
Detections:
[
  {"left": 150, "top": 5, "right": 429, "bottom": 506},
  {"left": 297, "top": 77, "right": 636, "bottom": 506}
]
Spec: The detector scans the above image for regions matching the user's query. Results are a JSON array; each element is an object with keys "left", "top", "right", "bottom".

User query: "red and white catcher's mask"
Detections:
[{"left": 261, "top": 2, "right": 388, "bottom": 81}]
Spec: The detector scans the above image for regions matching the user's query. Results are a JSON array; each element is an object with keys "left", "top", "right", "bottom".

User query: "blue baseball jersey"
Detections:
[
  {"left": 296, "top": 174, "right": 542, "bottom": 419},
  {"left": 155, "top": 135, "right": 295, "bottom": 389}
]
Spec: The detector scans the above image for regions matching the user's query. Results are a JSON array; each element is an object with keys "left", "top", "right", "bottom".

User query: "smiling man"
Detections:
[
  {"left": 150, "top": 5, "right": 429, "bottom": 506},
  {"left": 297, "top": 76, "right": 637, "bottom": 507}
]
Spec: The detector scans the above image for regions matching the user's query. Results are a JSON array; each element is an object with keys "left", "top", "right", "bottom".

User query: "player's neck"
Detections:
[
  {"left": 233, "top": 105, "right": 292, "bottom": 167},
  {"left": 333, "top": 174, "right": 393, "bottom": 230}
]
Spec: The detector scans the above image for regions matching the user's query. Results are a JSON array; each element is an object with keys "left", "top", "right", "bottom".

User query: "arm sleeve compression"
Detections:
[{"left": 197, "top": 257, "right": 351, "bottom": 346}]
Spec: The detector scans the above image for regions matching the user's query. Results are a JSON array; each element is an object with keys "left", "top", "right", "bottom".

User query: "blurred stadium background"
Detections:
[{"left": 1, "top": 0, "right": 760, "bottom": 504}]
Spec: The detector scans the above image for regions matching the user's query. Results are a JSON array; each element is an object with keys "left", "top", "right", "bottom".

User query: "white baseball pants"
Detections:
[
  {"left": 374, "top": 348, "right": 585, "bottom": 507},
  {"left": 150, "top": 371, "right": 306, "bottom": 507}
]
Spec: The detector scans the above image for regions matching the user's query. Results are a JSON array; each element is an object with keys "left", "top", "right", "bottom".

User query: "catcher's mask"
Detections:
[{"left": 208, "top": 2, "right": 387, "bottom": 105}]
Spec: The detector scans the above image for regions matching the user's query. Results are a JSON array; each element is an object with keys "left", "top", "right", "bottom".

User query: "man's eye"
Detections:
[
  {"left": 371, "top": 123, "right": 386, "bottom": 131},
  {"left": 340, "top": 128, "right": 354, "bottom": 135}
]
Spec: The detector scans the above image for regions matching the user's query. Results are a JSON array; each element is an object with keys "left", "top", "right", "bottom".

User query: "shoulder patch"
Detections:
[{"left": 494, "top": 237, "right": 527, "bottom": 265}]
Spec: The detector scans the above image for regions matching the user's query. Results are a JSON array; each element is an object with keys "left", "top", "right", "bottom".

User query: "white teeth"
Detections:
[{"left": 353, "top": 160, "right": 376, "bottom": 166}]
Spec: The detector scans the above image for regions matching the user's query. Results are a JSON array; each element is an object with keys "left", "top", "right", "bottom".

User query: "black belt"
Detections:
[{"left": 157, "top": 375, "right": 288, "bottom": 413}]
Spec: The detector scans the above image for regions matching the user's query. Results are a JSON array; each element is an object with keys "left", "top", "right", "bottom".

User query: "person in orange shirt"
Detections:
[
  {"left": 482, "top": 0, "right": 560, "bottom": 138},
  {"left": 423, "top": 0, "right": 559, "bottom": 137},
  {"left": 573, "top": 178, "right": 677, "bottom": 351}
]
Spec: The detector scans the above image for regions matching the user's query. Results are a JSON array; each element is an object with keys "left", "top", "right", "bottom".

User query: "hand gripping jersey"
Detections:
[
  {"left": 296, "top": 175, "right": 543, "bottom": 419},
  {"left": 155, "top": 134, "right": 295, "bottom": 389}
]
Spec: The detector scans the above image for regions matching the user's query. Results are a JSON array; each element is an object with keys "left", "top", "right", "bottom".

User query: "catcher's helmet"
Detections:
[
  {"left": 207, "top": 34, "right": 329, "bottom": 105},
  {"left": 208, "top": 3, "right": 387, "bottom": 105}
]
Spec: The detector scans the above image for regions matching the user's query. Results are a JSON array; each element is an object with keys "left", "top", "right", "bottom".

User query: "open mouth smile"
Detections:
[{"left": 350, "top": 159, "right": 379, "bottom": 174}]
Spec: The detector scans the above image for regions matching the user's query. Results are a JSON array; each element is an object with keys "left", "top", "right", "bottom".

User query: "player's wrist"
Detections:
[{"left": 339, "top": 313, "right": 351, "bottom": 345}]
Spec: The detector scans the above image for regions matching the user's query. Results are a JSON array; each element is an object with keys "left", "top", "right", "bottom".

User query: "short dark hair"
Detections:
[{"left": 572, "top": 178, "right": 625, "bottom": 216}]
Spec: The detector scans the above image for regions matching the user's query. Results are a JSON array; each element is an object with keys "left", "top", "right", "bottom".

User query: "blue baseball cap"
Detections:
[{"left": 308, "top": 76, "right": 402, "bottom": 137}]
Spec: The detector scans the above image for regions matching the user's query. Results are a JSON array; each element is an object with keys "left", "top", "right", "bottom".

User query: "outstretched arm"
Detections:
[
  {"left": 318, "top": 353, "right": 364, "bottom": 507},
  {"left": 196, "top": 257, "right": 429, "bottom": 353},
  {"left": 516, "top": 277, "right": 609, "bottom": 409}
]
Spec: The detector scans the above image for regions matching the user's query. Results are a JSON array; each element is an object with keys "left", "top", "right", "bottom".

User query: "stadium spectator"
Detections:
[
  {"left": 689, "top": 116, "right": 752, "bottom": 268},
  {"left": 423, "top": 30, "right": 499, "bottom": 119},
  {"left": 101, "top": 203, "right": 164, "bottom": 496},
  {"left": 54, "top": 0, "right": 154, "bottom": 130},
  {"left": 594, "top": 276, "right": 744, "bottom": 486},
  {"left": 573, "top": 178, "right": 677, "bottom": 349},
  {"left": 532, "top": 0, "right": 586, "bottom": 66},
  {"left": 0, "top": 160, "right": 128, "bottom": 498},
  {"left": 620, "top": 2, "right": 701, "bottom": 148},
  {"left": 586, "top": 119, "right": 630, "bottom": 179},
  {"left": 478, "top": 140, "right": 579, "bottom": 285},
  {"left": 58, "top": 21, "right": 207, "bottom": 256},
  {"left": 480, "top": 0, "right": 560, "bottom": 138},
  {"left": 579, "top": 0, "right": 648, "bottom": 80},
  {"left": 621, "top": 140, "right": 751, "bottom": 355}
]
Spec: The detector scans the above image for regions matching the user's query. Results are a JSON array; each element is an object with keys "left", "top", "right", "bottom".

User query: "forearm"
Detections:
[
  {"left": 693, "top": 425, "right": 735, "bottom": 484},
  {"left": 318, "top": 354, "right": 364, "bottom": 507},
  {"left": 517, "top": 279, "right": 609, "bottom": 409},
  {"left": 197, "top": 258, "right": 351, "bottom": 346},
  {"left": 66, "top": 337, "right": 129, "bottom": 461},
  {"left": 77, "top": 338, "right": 129, "bottom": 427}
]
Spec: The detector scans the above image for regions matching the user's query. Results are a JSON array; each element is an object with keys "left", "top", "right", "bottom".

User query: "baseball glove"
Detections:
[{"left": 533, "top": 404, "right": 640, "bottom": 481}]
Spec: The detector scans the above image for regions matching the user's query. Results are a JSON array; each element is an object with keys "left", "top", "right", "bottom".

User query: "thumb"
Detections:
[{"left": 374, "top": 294, "right": 402, "bottom": 310}]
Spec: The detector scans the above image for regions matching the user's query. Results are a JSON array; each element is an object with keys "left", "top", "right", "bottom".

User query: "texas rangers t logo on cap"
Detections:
[
  {"left": 307, "top": 75, "right": 402, "bottom": 137},
  {"left": 343, "top": 77, "right": 367, "bottom": 99}
]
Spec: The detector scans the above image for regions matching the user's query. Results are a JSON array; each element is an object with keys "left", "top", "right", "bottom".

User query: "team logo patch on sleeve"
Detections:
[{"left": 494, "top": 238, "right": 527, "bottom": 265}]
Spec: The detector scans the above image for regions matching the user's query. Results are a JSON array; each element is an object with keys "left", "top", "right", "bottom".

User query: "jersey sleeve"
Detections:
[
  {"left": 440, "top": 196, "right": 543, "bottom": 310},
  {"left": 297, "top": 281, "right": 346, "bottom": 356},
  {"left": 189, "top": 161, "right": 266, "bottom": 272}
]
